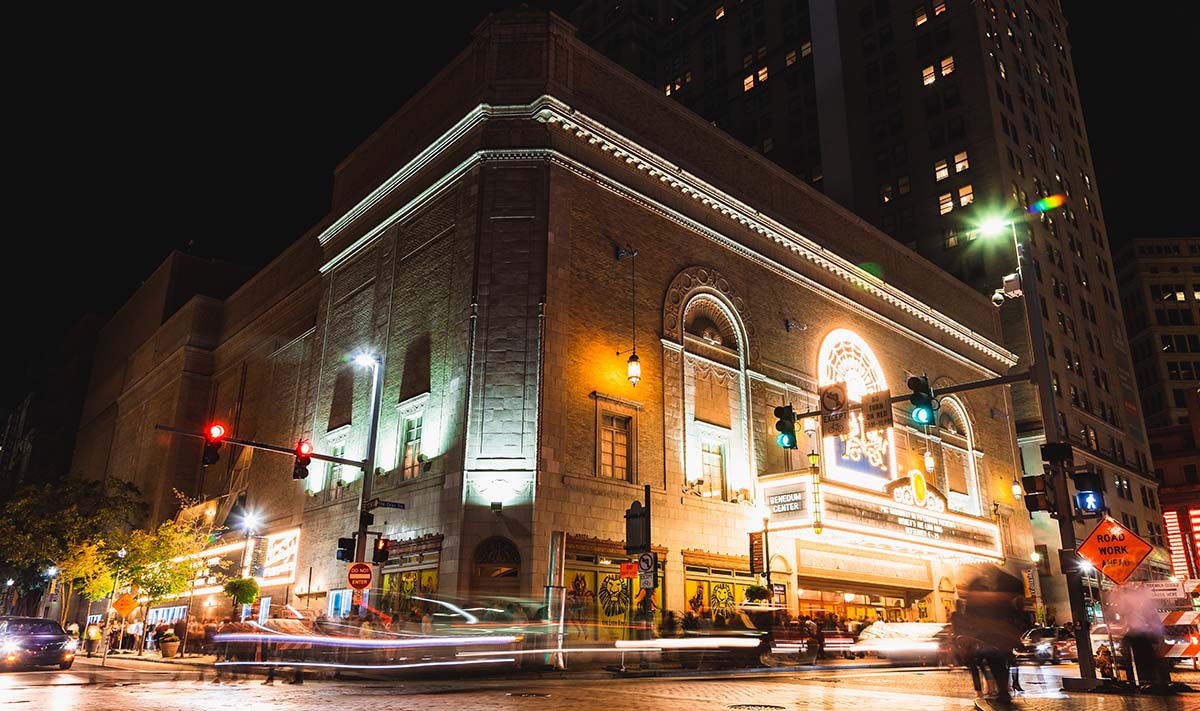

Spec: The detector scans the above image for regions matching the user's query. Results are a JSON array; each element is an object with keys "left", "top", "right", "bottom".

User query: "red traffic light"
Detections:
[
  {"left": 207, "top": 423, "right": 226, "bottom": 440},
  {"left": 297, "top": 440, "right": 313, "bottom": 456}
]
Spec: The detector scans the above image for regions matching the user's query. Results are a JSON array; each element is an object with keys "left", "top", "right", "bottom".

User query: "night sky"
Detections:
[{"left": 6, "top": 3, "right": 1191, "bottom": 409}]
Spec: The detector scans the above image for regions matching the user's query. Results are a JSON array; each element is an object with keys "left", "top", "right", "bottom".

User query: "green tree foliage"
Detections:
[
  {"left": 223, "top": 577, "right": 260, "bottom": 608},
  {"left": 115, "top": 518, "right": 211, "bottom": 605}
]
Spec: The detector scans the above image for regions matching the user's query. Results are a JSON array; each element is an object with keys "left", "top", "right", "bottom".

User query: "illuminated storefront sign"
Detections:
[
  {"left": 763, "top": 476, "right": 1000, "bottom": 560},
  {"left": 764, "top": 484, "right": 808, "bottom": 521},
  {"left": 160, "top": 528, "right": 303, "bottom": 600},
  {"left": 1162, "top": 510, "right": 1191, "bottom": 579}
]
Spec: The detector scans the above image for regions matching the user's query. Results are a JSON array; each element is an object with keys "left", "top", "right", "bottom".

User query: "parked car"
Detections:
[
  {"left": 1014, "top": 626, "right": 1077, "bottom": 664},
  {"left": 0, "top": 617, "right": 77, "bottom": 670},
  {"left": 851, "top": 622, "right": 952, "bottom": 665}
]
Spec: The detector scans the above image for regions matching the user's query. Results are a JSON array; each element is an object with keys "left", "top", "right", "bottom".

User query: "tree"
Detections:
[
  {"left": 114, "top": 518, "right": 211, "bottom": 652},
  {"left": 0, "top": 478, "right": 143, "bottom": 619},
  {"left": 223, "top": 578, "right": 260, "bottom": 615}
]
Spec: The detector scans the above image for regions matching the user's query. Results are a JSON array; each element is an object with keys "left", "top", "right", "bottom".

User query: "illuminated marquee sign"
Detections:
[
  {"left": 1163, "top": 510, "right": 1191, "bottom": 579},
  {"left": 818, "top": 329, "right": 896, "bottom": 491}
]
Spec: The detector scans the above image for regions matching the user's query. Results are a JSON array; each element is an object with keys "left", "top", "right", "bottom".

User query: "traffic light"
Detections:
[
  {"left": 373, "top": 538, "right": 390, "bottom": 564},
  {"left": 1070, "top": 464, "right": 1105, "bottom": 515},
  {"left": 336, "top": 536, "right": 355, "bottom": 562},
  {"left": 1021, "top": 465, "right": 1060, "bottom": 515},
  {"left": 292, "top": 440, "right": 313, "bottom": 480},
  {"left": 774, "top": 404, "right": 798, "bottom": 449},
  {"left": 907, "top": 375, "right": 937, "bottom": 425},
  {"left": 202, "top": 423, "right": 226, "bottom": 466}
]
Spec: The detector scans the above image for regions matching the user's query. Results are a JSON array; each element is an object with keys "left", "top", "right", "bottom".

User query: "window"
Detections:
[
  {"left": 954, "top": 150, "right": 969, "bottom": 172},
  {"left": 398, "top": 414, "right": 423, "bottom": 480},
  {"left": 939, "top": 192, "right": 954, "bottom": 214},
  {"left": 914, "top": 5, "right": 928, "bottom": 26},
  {"left": 935, "top": 159, "right": 949, "bottom": 181},
  {"left": 922, "top": 65, "right": 937, "bottom": 85},
  {"left": 757, "top": 66, "right": 769, "bottom": 82},
  {"left": 941, "top": 55, "right": 956, "bottom": 76},
  {"left": 934, "top": 1, "right": 946, "bottom": 14},
  {"left": 958, "top": 185, "right": 974, "bottom": 206},
  {"left": 743, "top": 75, "right": 755, "bottom": 91},
  {"left": 786, "top": 49, "right": 797, "bottom": 66},
  {"left": 715, "top": 5, "right": 725, "bottom": 19},
  {"left": 600, "top": 414, "right": 631, "bottom": 481},
  {"left": 880, "top": 183, "right": 894, "bottom": 204},
  {"left": 801, "top": 41, "right": 812, "bottom": 58}
]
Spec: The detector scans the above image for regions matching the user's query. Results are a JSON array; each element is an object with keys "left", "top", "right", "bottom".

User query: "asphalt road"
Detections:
[{"left": 2, "top": 658, "right": 1198, "bottom": 710}]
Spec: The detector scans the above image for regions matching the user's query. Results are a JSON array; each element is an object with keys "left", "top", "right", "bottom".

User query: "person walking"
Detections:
[
  {"left": 959, "top": 565, "right": 1025, "bottom": 703},
  {"left": 83, "top": 622, "right": 102, "bottom": 657}
]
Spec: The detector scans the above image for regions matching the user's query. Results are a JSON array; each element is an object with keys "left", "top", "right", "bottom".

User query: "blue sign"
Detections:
[{"left": 1074, "top": 491, "right": 1104, "bottom": 514}]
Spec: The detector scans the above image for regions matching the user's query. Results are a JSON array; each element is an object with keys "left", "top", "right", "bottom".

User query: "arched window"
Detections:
[
  {"left": 932, "top": 397, "right": 982, "bottom": 515},
  {"left": 817, "top": 329, "right": 896, "bottom": 490},
  {"left": 681, "top": 294, "right": 750, "bottom": 502}
]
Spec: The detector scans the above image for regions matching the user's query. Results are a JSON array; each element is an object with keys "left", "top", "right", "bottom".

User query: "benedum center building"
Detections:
[{"left": 71, "top": 9, "right": 1037, "bottom": 631}]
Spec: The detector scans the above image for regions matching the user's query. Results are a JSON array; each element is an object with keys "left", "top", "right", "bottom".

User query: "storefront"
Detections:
[
  {"left": 562, "top": 535, "right": 664, "bottom": 641},
  {"left": 377, "top": 534, "right": 442, "bottom": 622}
]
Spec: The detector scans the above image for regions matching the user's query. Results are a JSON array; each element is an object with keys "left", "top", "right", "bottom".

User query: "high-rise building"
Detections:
[
  {"left": 1116, "top": 237, "right": 1200, "bottom": 578},
  {"left": 575, "top": 0, "right": 1167, "bottom": 615}
]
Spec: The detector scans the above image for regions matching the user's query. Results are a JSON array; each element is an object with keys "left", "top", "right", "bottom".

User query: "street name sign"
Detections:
[
  {"left": 619, "top": 562, "right": 638, "bottom": 579},
  {"left": 1075, "top": 516, "right": 1154, "bottom": 585},
  {"left": 112, "top": 593, "right": 137, "bottom": 617},
  {"left": 861, "top": 389, "right": 893, "bottom": 432},
  {"left": 365, "top": 498, "right": 406, "bottom": 511},
  {"left": 347, "top": 562, "right": 373, "bottom": 590},
  {"left": 819, "top": 381, "right": 850, "bottom": 437}
]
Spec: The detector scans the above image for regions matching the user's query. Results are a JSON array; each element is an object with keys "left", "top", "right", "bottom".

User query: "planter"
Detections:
[{"left": 159, "top": 641, "right": 180, "bottom": 658}]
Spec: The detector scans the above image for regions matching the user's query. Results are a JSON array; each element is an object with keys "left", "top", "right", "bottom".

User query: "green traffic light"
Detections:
[
  {"left": 912, "top": 406, "right": 934, "bottom": 425},
  {"left": 776, "top": 432, "right": 796, "bottom": 449}
]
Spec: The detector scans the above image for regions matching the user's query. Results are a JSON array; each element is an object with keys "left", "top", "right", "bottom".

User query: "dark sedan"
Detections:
[
  {"left": 1014, "top": 626, "right": 1076, "bottom": 665},
  {"left": 0, "top": 617, "right": 77, "bottom": 670}
]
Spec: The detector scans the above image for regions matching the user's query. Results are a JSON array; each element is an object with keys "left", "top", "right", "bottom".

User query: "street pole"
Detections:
[
  {"left": 100, "top": 547, "right": 125, "bottom": 668},
  {"left": 353, "top": 355, "right": 384, "bottom": 566},
  {"left": 1010, "top": 222, "right": 1096, "bottom": 680}
]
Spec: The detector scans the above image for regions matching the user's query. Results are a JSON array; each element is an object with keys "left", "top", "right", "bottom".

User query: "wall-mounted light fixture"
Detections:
[{"left": 616, "top": 245, "right": 640, "bottom": 385}]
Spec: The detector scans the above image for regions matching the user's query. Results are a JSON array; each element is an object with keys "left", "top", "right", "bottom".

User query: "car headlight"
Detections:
[
  {"left": 1036, "top": 642, "right": 1051, "bottom": 651},
  {"left": 65, "top": 639, "right": 78, "bottom": 651},
  {"left": 1, "top": 641, "right": 20, "bottom": 655}
]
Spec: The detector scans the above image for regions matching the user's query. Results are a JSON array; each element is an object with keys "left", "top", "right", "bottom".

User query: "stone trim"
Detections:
[
  {"left": 566, "top": 534, "right": 668, "bottom": 558},
  {"left": 681, "top": 548, "right": 751, "bottom": 571},
  {"left": 385, "top": 532, "right": 444, "bottom": 556}
]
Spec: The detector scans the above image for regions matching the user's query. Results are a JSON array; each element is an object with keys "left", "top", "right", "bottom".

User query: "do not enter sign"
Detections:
[
  {"left": 1076, "top": 516, "right": 1154, "bottom": 585},
  {"left": 347, "top": 562, "right": 373, "bottom": 590}
]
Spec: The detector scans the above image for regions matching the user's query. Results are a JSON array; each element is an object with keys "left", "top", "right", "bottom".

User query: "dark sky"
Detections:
[{"left": 6, "top": 3, "right": 1191, "bottom": 409}]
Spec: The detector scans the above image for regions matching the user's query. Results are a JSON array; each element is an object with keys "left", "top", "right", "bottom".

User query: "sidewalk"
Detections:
[{"left": 76, "top": 650, "right": 218, "bottom": 669}]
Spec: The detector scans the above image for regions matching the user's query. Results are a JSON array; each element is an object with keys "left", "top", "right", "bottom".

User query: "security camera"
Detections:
[{"left": 991, "top": 290, "right": 1006, "bottom": 308}]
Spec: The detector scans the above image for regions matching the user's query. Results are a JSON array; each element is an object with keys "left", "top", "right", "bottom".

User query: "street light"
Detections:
[
  {"left": 978, "top": 206, "right": 1098, "bottom": 679},
  {"left": 352, "top": 353, "right": 385, "bottom": 568},
  {"left": 101, "top": 546, "right": 127, "bottom": 667},
  {"left": 46, "top": 566, "right": 58, "bottom": 577}
]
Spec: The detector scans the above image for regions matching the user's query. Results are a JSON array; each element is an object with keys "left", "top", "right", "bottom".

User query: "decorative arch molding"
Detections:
[{"left": 663, "top": 266, "right": 758, "bottom": 364}]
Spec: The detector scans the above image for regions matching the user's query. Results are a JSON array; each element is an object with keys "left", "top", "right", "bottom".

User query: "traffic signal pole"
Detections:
[
  {"left": 353, "top": 357, "right": 384, "bottom": 565},
  {"left": 154, "top": 425, "right": 363, "bottom": 469},
  {"left": 1009, "top": 225, "right": 1097, "bottom": 682}
]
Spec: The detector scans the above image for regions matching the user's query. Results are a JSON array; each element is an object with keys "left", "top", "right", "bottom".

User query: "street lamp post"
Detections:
[
  {"left": 353, "top": 354, "right": 385, "bottom": 567},
  {"left": 983, "top": 214, "right": 1096, "bottom": 680},
  {"left": 1030, "top": 551, "right": 1044, "bottom": 625},
  {"left": 100, "top": 547, "right": 126, "bottom": 668}
]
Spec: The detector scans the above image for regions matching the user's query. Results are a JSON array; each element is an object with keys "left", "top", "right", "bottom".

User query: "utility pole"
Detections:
[{"left": 1008, "top": 222, "right": 1096, "bottom": 681}]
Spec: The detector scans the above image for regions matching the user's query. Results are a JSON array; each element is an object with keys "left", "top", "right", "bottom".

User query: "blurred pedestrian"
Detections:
[
  {"left": 1110, "top": 584, "right": 1169, "bottom": 684},
  {"left": 83, "top": 622, "right": 102, "bottom": 657},
  {"left": 958, "top": 565, "right": 1025, "bottom": 703}
]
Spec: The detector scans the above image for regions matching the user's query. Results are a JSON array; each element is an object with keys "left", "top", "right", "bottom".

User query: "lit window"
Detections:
[
  {"left": 959, "top": 185, "right": 974, "bottom": 206},
  {"left": 934, "top": 1, "right": 947, "bottom": 14},
  {"left": 743, "top": 74, "right": 754, "bottom": 91},
  {"left": 880, "top": 183, "right": 894, "bottom": 204},
  {"left": 944, "top": 229, "right": 959, "bottom": 249},
  {"left": 801, "top": 41, "right": 812, "bottom": 58},
  {"left": 898, "top": 175, "right": 910, "bottom": 194},
  {"left": 665, "top": 84, "right": 672, "bottom": 96},
  {"left": 939, "top": 192, "right": 954, "bottom": 214},
  {"left": 922, "top": 65, "right": 936, "bottom": 85},
  {"left": 757, "top": 66, "right": 768, "bottom": 82},
  {"left": 786, "top": 49, "right": 797, "bottom": 66},
  {"left": 715, "top": 5, "right": 725, "bottom": 19},
  {"left": 954, "top": 150, "right": 969, "bottom": 172},
  {"left": 600, "top": 414, "right": 631, "bottom": 481},
  {"left": 914, "top": 6, "right": 928, "bottom": 26},
  {"left": 685, "top": 71, "right": 693, "bottom": 83},
  {"left": 698, "top": 440, "right": 728, "bottom": 500},
  {"left": 399, "top": 413, "right": 424, "bottom": 480},
  {"left": 941, "top": 55, "right": 955, "bottom": 76},
  {"left": 935, "top": 159, "right": 949, "bottom": 181}
]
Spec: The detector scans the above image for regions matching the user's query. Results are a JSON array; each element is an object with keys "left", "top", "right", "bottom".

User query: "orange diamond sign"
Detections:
[
  {"left": 111, "top": 592, "right": 137, "bottom": 618},
  {"left": 1076, "top": 516, "right": 1154, "bottom": 585}
]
